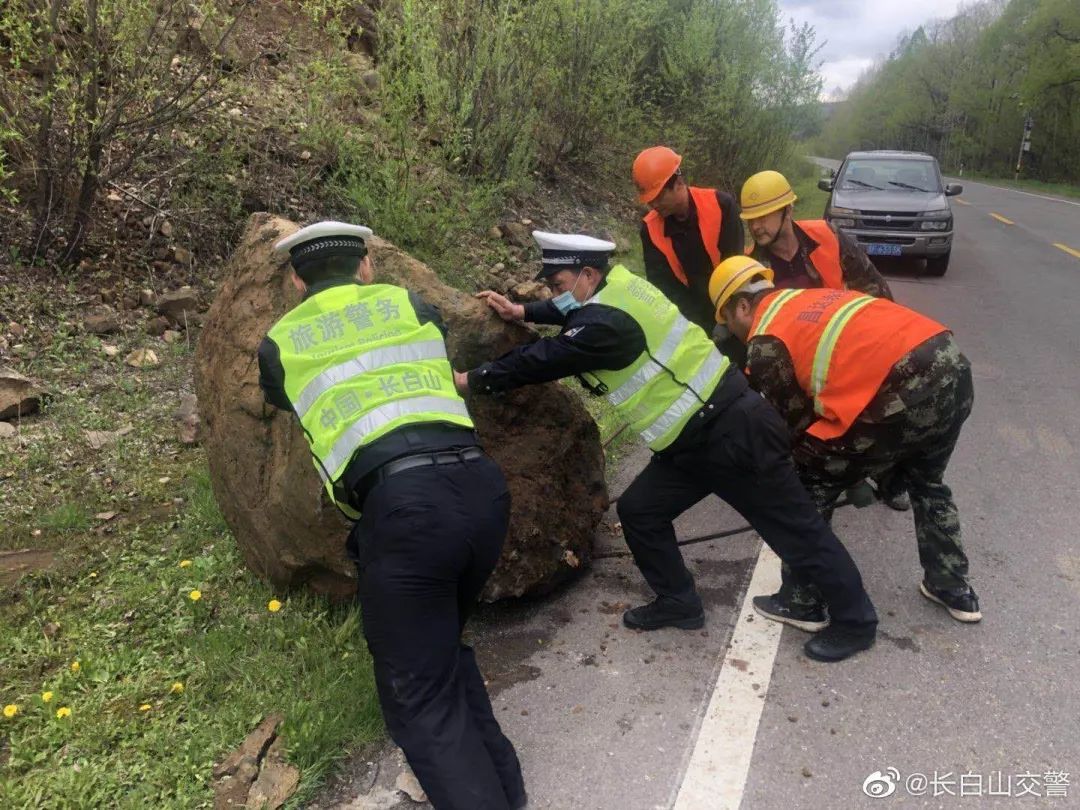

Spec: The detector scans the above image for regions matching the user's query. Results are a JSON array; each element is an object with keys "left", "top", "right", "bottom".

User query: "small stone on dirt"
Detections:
[
  {"left": 0, "top": 422, "right": 16, "bottom": 439},
  {"left": 84, "top": 308, "right": 120, "bottom": 335},
  {"left": 395, "top": 767, "right": 427, "bottom": 803},
  {"left": 124, "top": 348, "right": 161, "bottom": 368},
  {"left": 95, "top": 512, "right": 117, "bottom": 521},
  {"left": 102, "top": 344, "right": 119, "bottom": 358},
  {"left": 0, "top": 366, "right": 41, "bottom": 420},
  {"left": 163, "top": 330, "right": 182, "bottom": 344},
  {"left": 139, "top": 288, "right": 157, "bottom": 307},
  {"left": 802, "top": 767, "right": 813, "bottom": 778},
  {"left": 146, "top": 316, "right": 171, "bottom": 337}
]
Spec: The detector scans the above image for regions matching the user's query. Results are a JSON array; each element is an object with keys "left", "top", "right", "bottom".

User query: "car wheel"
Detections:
[{"left": 925, "top": 251, "right": 950, "bottom": 277}]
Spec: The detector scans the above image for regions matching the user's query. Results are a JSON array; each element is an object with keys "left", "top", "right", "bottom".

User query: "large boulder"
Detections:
[{"left": 195, "top": 214, "right": 608, "bottom": 601}]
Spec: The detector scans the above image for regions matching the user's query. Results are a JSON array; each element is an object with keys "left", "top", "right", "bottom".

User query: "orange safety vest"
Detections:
[
  {"left": 643, "top": 187, "right": 723, "bottom": 286},
  {"left": 795, "top": 220, "right": 844, "bottom": 289},
  {"left": 749, "top": 288, "right": 947, "bottom": 440}
]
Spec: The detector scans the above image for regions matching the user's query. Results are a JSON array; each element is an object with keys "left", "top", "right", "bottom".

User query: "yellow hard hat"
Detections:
[
  {"left": 708, "top": 256, "right": 774, "bottom": 321},
  {"left": 740, "top": 171, "right": 797, "bottom": 220}
]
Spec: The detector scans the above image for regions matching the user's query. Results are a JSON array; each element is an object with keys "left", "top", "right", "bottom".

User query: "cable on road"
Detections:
[{"left": 592, "top": 499, "right": 856, "bottom": 561}]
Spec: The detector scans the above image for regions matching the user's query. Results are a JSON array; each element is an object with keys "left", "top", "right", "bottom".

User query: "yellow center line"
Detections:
[
  {"left": 1054, "top": 243, "right": 1080, "bottom": 260},
  {"left": 954, "top": 198, "right": 971, "bottom": 206},
  {"left": 990, "top": 212, "right": 1015, "bottom": 225}
]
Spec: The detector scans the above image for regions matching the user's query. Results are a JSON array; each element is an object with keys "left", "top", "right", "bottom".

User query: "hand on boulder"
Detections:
[
  {"left": 476, "top": 290, "right": 524, "bottom": 322},
  {"left": 453, "top": 370, "right": 470, "bottom": 395}
]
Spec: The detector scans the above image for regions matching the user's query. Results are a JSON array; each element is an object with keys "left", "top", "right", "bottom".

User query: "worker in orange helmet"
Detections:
[{"left": 633, "top": 147, "right": 745, "bottom": 337}]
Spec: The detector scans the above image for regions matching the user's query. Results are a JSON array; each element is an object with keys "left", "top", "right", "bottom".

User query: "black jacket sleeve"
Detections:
[
  {"left": 523, "top": 299, "right": 566, "bottom": 325},
  {"left": 257, "top": 336, "right": 293, "bottom": 411},
  {"left": 468, "top": 304, "right": 645, "bottom": 394},
  {"left": 409, "top": 291, "right": 449, "bottom": 337},
  {"left": 716, "top": 190, "right": 746, "bottom": 260}
]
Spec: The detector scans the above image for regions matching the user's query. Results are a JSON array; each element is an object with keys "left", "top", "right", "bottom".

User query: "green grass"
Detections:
[
  {"left": 0, "top": 468, "right": 383, "bottom": 809},
  {"left": 0, "top": 280, "right": 383, "bottom": 809},
  {"left": 788, "top": 160, "right": 832, "bottom": 220},
  {"left": 963, "top": 174, "right": 1080, "bottom": 200}
]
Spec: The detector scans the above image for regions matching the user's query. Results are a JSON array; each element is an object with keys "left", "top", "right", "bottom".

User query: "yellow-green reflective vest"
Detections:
[
  {"left": 266, "top": 283, "right": 473, "bottom": 509},
  {"left": 585, "top": 265, "right": 730, "bottom": 451}
]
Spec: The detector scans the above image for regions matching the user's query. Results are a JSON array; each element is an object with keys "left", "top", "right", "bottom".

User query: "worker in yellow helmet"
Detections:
[
  {"left": 708, "top": 256, "right": 981, "bottom": 628},
  {"left": 741, "top": 169, "right": 909, "bottom": 512}
]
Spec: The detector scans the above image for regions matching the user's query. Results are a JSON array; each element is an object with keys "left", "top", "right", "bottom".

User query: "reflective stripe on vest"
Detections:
[
  {"left": 586, "top": 265, "right": 730, "bottom": 450},
  {"left": 748, "top": 287, "right": 947, "bottom": 440},
  {"left": 797, "top": 220, "right": 844, "bottom": 289},
  {"left": 643, "top": 187, "right": 724, "bottom": 286},
  {"left": 809, "top": 295, "right": 876, "bottom": 415},
  {"left": 316, "top": 396, "right": 471, "bottom": 484},
  {"left": 293, "top": 339, "right": 449, "bottom": 418},
  {"left": 266, "top": 283, "right": 473, "bottom": 508}
]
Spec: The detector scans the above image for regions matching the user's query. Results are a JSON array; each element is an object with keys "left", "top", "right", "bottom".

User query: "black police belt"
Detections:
[{"left": 377, "top": 446, "right": 484, "bottom": 483}]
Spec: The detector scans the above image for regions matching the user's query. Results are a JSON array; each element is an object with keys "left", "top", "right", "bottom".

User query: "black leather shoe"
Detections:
[
  {"left": 919, "top": 581, "right": 982, "bottom": 622},
  {"left": 804, "top": 625, "right": 876, "bottom": 662},
  {"left": 623, "top": 598, "right": 704, "bottom": 631},
  {"left": 752, "top": 593, "right": 829, "bottom": 632},
  {"left": 510, "top": 792, "right": 528, "bottom": 809}
]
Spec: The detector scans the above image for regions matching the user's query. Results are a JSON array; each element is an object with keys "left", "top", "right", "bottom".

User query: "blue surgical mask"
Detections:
[{"left": 551, "top": 271, "right": 585, "bottom": 315}]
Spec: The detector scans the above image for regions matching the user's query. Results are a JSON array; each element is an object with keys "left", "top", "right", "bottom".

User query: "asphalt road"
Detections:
[{"left": 323, "top": 170, "right": 1080, "bottom": 810}]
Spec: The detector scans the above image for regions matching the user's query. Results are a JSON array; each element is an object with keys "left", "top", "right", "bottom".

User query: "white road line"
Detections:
[{"left": 672, "top": 544, "right": 783, "bottom": 810}]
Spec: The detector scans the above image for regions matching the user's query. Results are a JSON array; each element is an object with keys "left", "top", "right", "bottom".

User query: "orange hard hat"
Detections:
[{"left": 632, "top": 146, "right": 682, "bottom": 203}]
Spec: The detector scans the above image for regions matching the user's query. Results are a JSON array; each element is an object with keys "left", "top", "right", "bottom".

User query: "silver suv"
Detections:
[{"left": 819, "top": 150, "right": 962, "bottom": 276}]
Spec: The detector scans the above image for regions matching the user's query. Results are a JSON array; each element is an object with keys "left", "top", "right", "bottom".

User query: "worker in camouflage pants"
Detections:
[{"left": 708, "top": 257, "right": 982, "bottom": 628}]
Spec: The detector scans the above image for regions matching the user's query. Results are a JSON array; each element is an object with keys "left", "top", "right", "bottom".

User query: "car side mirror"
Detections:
[
  {"left": 945, "top": 183, "right": 963, "bottom": 196},
  {"left": 818, "top": 179, "right": 835, "bottom": 192}
]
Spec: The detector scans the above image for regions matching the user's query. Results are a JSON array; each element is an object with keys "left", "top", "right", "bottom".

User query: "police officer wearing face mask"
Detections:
[{"left": 457, "top": 231, "right": 879, "bottom": 663}]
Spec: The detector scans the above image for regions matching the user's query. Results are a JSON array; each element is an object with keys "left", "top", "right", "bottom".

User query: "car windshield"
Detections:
[{"left": 838, "top": 159, "right": 942, "bottom": 193}]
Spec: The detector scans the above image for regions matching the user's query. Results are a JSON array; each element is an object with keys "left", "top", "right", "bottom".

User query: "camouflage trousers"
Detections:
[{"left": 781, "top": 334, "right": 975, "bottom": 610}]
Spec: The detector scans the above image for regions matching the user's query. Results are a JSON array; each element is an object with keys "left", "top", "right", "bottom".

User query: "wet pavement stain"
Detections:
[{"left": 879, "top": 629, "right": 922, "bottom": 653}]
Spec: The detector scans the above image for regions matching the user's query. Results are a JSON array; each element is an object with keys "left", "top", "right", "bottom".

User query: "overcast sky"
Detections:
[{"left": 778, "top": 0, "right": 967, "bottom": 100}]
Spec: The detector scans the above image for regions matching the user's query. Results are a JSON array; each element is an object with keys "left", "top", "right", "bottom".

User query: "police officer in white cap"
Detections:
[
  {"left": 457, "top": 231, "right": 878, "bottom": 662},
  {"left": 258, "top": 221, "right": 526, "bottom": 809}
]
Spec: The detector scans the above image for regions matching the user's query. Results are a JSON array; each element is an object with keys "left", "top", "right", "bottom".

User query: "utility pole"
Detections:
[{"left": 1015, "top": 115, "right": 1033, "bottom": 181}]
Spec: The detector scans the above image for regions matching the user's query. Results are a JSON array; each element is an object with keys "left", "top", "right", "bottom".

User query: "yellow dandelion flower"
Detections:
[
  {"left": 188, "top": 590, "right": 202, "bottom": 602},
  {"left": 70, "top": 661, "right": 81, "bottom": 674},
  {"left": 3, "top": 704, "right": 18, "bottom": 719},
  {"left": 179, "top": 560, "right": 192, "bottom": 568},
  {"left": 139, "top": 704, "right": 151, "bottom": 712},
  {"left": 89, "top": 572, "right": 98, "bottom": 578},
  {"left": 267, "top": 599, "right": 283, "bottom": 613},
  {"left": 42, "top": 691, "right": 54, "bottom": 703},
  {"left": 170, "top": 682, "right": 184, "bottom": 695},
  {"left": 56, "top": 707, "right": 71, "bottom": 719}
]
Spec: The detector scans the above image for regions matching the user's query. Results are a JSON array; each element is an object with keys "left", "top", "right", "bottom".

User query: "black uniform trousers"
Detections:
[
  {"left": 617, "top": 388, "right": 878, "bottom": 630},
  {"left": 351, "top": 454, "right": 525, "bottom": 810}
]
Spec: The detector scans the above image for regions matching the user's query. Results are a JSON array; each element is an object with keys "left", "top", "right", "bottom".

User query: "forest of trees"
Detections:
[{"left": 815, "top": 0, "right": 1080, "bottom": 183}]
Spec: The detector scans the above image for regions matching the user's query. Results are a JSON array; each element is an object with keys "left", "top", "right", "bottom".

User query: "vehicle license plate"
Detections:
[{"left": 865, "top": 243, "right": 903, "bottom": 257}]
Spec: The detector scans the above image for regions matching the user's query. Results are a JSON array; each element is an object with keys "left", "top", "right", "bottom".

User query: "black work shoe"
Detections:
[
  {"left": 804, "top": 625, "right": 876, "bottom": 662},
  {"left": 879, "top": 488, "right": 911, "bottom": 511},
  {"left": 752, "top": 594, "right": 829, "bottom": 632},
  {"left": 623, "top": 598, "right": 704, "bottom": 631},
  {"left": 919, "top": 581, "right": 982, "bottom": 622},
  {"left": 510, "top": 792, "right": 528, "bottom": 810}
]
